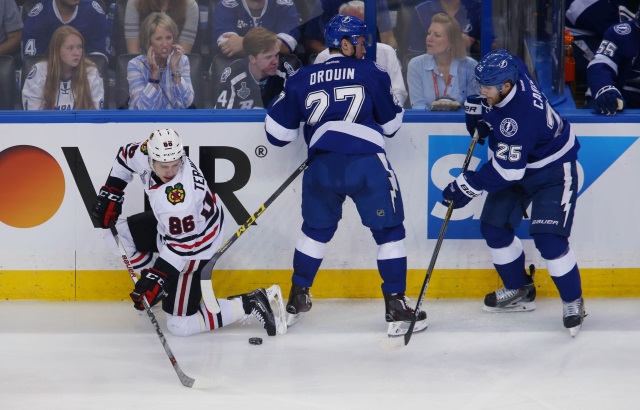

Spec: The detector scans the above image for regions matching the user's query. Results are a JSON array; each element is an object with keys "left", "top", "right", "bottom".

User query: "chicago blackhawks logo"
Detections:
[{"left": 166, "top": 183, "right": 185, "bottom": 205}]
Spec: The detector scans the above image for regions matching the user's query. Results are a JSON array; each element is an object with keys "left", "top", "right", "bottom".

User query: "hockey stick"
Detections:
[
  {"left": 109, "top": 223, "right": 216, "bottom": 388},
  {"left": 381, "top": 131, "right": 480, "bottom": 351},
  {"left": 200, "top": 160, "right": 308, "bottom": 314}
]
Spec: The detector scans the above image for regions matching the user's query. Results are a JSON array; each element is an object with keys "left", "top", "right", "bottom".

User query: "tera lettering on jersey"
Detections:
[
  {"left": 309, "top": 68, "right": 355, "bottom": 85},
  {"left": 188, "top": 159, "right": 206, "bottom": 191}
]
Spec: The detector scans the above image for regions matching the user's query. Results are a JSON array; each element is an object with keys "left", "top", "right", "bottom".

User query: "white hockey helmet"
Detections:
[{"left": 146, "top": 128, "right": 184, "bottom": 167}]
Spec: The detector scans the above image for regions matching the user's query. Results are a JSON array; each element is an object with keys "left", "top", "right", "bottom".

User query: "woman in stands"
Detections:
[
  {"left": 407, "top": 13, "right": 477, "bottom": 111},
  {"left": 127, "top": 12, "right": 194, "bottom": 109},
  {"left": 124, "top": 0, "right": 199, "bottom": 54},
  {"left": 22, "top": 26, "right": 104, "bottom": 110}
]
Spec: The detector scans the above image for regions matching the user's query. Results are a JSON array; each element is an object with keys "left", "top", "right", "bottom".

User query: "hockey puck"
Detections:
[{"left": 248, "top": 337, "right": 263, "bottom": 345}]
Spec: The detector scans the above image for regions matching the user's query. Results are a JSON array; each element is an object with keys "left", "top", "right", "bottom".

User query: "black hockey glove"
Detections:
[
  {"left": 130, "top": 268, "right": 168, "bottom": 311},
  {"left": 442, "top": 171, "right": 482, "bottom": 209},
  {"left": 464, "top": 95, "right": 486, "bottom": 144},
  {"left": 91, "top": 186, "right": 124, "bottom": 229},
  {"left": 594, "top": 85, "right": 623, "bottom": 115}
]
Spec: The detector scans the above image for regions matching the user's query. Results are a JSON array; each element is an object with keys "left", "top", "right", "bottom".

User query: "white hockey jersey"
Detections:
[
  {"left": 22, "top": 61, "right": 104, "bottom": 110},
  {"left": 108, "top": 141, "right": 224, "bottom": 272}
]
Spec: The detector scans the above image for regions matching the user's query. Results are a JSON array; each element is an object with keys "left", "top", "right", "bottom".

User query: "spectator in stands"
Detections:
[
  {"left": 0, "top": 0, "right": 22, "bottom": 56},
  {"left": 303, "top": 0, "right": 398, "bottom": 55},
  {"left": 406, "top": 0, "right": 481, "bottom": 55},
  {"left": 406, "top": 12, "right": 477, "bottom": 110},
  {"left": 127, "top": 12, "right": 194, "bottom": 109},
  {"left": 22, "top": 25, "right": 104, "bottom": 110},
  {"left": 124, "top": 0, "right": 199, "bottom": 54},
  {"left": 214, "top": 27, "right": 299, "bottom": 109},
  {"left": 211, "top": 0, "right": 300, "bottom": 59},
  {"left": 21, "top": 0, "right": 110, "bottom": 60},
  {"left": 586, "top": 8, "right": 640, "bottom": 114},
  {"left": 565, "top": 0, "right": 632, "bottom": 88},
  {"left": 313, "top": 1, "right": 407, "bottom": 106}
]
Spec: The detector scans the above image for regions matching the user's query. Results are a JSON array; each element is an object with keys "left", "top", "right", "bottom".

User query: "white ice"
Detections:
[{"left": 1, "top": 298, "right": 638, "bottom": 409}]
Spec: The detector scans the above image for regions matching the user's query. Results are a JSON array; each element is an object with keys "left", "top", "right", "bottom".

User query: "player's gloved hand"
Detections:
[
  {"left": 464, "top": 95, "right": 486, "bottom": 144},
  {"left": 91, "top": 186, "right": 124, "bottom": 228},
  {"left": 442, "top": 171, "right": 482, "bottom": 209},
  {"left": 594, "top": 85, "right": 623, "bottom": 115},
  {"left": 130, "top": 268, "right": 168, "bottom": 311},
  {"left": 475, "top": 120, "right": 493, "bottom": 145}
]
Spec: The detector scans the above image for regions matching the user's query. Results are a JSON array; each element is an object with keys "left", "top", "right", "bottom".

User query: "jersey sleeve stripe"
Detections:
[
  {"left": 379, "top": 109, "right": 404, "bottom": 136},
  {"left": 265, "top": 114, "right": 299, "bottom": 142}
]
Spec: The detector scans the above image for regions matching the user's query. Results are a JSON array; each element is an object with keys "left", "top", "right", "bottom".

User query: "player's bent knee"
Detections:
[
  {"left": 480, "top": 222, "right": 514, "bottom": 249},
  {"left": 301, "top": 222, "right": 337, "bottom": 243},
  {"left": 371, "top": 224, "right": 405, "bottom": 245},
  {"left": 166, "top": 313, "right": 204, "bottom": 337},
  {"left": 533, "top": 233, "right": 569, "bottom": 260}
]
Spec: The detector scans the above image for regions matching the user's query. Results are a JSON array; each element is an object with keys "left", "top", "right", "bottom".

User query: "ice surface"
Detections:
[{"left": 0, "top": 298, "right": 638, "bottom": 409}]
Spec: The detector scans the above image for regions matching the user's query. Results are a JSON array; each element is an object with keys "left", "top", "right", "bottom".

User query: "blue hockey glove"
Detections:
[
  {"left": 130, "top": 268, "right": 167, "bottom": 311},
  {"left": 594, "top": 85, "right": 623, "bottom": 115},
  {"left": 442, "top": 172, "right": 483, "bottom": 209},
  {"left": 464, "top": 95, "right": 486, "bottom": 144},
  {"left": 475, "top": 120, "right": 493, "bottom": 145}
]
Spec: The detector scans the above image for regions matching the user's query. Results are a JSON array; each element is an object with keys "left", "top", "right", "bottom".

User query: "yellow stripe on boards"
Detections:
[{"left": 1, "top": 269, "right": 639, "bottom": 300}]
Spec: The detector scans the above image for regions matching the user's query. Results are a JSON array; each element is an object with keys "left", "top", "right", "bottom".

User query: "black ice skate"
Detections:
[
  {"left": 563, "top": 297, "right": 586, "bottom": 337},
  {"left": 384, "top": 293, "right": 428, "bottom": 337},
  {"left": 285, "top": 283, "right": 312, "bottom": 327},
  {"left": 483, "top": 282, "right": 536, "bottom": 313},
  {"left": 229, "top": 288, "right": 277, "bottom": 336}
]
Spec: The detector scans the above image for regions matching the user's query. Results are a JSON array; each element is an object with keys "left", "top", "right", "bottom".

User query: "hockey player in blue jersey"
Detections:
[
  {"left": 586, "top": 8, "right": 640, "bottom": 114},
  {"left": 265, "top": 15, "right": 427, "bottom": 337},
  {"left": 445, "top": 50, "right": 586, "bottom": 336}
]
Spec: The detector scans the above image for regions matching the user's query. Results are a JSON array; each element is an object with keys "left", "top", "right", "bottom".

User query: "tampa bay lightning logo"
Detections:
[
  {"left": 499, "top": 118, "right": 518, "bottom": 137},
  {"left": 27, "top": 66, "right": 37, "bottom": 80},
  {"left": 498, "top": 60, "right": 508, "bottom": 69},
  {"left": 614, "top": 23, "right": 631, "bottom": 35}
]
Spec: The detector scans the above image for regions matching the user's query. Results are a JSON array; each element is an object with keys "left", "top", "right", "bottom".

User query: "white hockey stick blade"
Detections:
[
  {"left": 379, "top": 336, "right": 406, "bottom": 351},
  {"left": 201, "top": 279, "right": 221, "bottom": 314},
  {"left": 190, "top": 376, "right": 227, "bottom": 389},
  {"left": 266, "top": 284, "right": 287, "bottom": 335}
]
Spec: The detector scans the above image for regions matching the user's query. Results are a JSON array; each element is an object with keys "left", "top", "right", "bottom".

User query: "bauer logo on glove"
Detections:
[{"left": 430, "top": 96, "right": 461, "bottom": 111}]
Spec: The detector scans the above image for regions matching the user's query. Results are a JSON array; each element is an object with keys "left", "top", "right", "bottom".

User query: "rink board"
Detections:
[{"left": 0, "top": 111, "right": 638, "bottom": 299}]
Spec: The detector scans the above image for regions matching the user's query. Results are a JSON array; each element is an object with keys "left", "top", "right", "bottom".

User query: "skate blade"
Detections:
[
  {"left": 286, "top": 312, "right": 302, "bottom": 327},
  {"left": 568, "top": 324, "right": 582, "bottom": 338},
  {"left": 265, "top": 285, "right": 287, "bottom": 335},
  {"left": 483, "top": 301, "right": 536, "bottom": 313},
  {"left": 386, "top": 319, "right": 428, "bottom": 337}
]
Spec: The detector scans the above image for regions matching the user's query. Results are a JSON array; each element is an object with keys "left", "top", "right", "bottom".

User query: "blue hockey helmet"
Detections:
[
  {"left": 475, "top": 49, "right": 519, "bottom": 93},
  {"left": 324, "top": 14, "right": 369, "bottom": 48}
]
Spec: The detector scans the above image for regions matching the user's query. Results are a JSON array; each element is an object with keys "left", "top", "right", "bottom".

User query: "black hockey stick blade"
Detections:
[
  {"left": 109, "top": 223, "right": 220, "bottom": 388},
  {"left": 200, "top": 160, "right": 308, "bottom": 313},
  {"left": 381, "top": 131, "right": 479, "bottom": 351}
]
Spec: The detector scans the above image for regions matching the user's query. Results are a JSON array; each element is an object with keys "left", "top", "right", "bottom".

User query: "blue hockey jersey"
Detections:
[
  {"left": 265, "top": 55, "right": 403, "bottom": 157},
  {"left": 472, "top": 62, "right": 579, "bottom": 193},
  {"left": 211, "top": 0, "right": 300, "bottom": 53},
  {"left": 587, "top": 20, "right": 640, "bottom": 107},
  {"left": 22, "top": 0, "right": 110, "bottom": 59}
]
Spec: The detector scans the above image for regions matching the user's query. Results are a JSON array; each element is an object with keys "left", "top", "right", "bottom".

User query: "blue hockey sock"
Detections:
[{"left": 292, "top": 249, "right": 322, "bottom": 288}]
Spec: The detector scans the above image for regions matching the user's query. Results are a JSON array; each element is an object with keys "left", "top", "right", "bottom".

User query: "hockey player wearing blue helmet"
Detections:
[
  {"left": 445, "top": 49, "right": 586, "bottom": 336},
  {"left": 265, "top": 15, "right": 427, "bottom": 338}
]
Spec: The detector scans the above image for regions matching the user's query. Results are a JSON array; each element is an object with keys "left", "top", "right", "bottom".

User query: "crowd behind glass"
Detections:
[{"left": 0, "top": 0, "right": 638, "bottom": 111}]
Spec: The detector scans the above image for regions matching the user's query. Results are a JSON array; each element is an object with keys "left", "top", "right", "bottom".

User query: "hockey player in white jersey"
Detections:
[
  {"left": 447, "top": 50, "right": 585, "bottom": 336},
  {"left": 265, "top": 15, "right": 427, "bottom": 337},
  {"left": 91, "top": 128, "right": 284, "bottom": 337}
]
